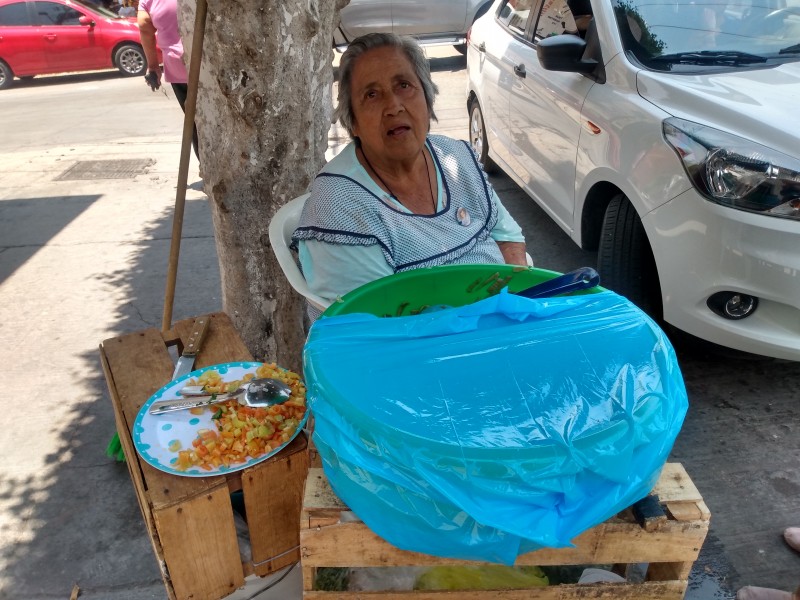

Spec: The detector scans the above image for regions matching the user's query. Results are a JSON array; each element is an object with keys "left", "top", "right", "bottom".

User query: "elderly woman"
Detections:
[{"left": 292, "top": 33, "right": 528, "bottom": 317}]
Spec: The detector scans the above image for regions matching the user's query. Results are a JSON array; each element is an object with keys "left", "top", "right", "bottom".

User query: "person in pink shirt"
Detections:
[{"left": 138, "top": 0, "right": 199, "bottom": 158}]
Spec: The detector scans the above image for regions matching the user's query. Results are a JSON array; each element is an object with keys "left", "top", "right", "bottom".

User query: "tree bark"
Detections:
[{"left": 177, "top": 0, "right": 348, "bottom": 372}]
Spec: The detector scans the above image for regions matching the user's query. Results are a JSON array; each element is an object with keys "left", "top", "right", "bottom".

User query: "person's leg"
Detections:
[{"left": 170, "top": 82, "right": 200, "bottom": 160}]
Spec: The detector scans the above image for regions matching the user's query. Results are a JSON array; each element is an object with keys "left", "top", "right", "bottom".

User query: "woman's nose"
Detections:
[{"left": 383, "top": 91, "right": 404, "bottom": 115}]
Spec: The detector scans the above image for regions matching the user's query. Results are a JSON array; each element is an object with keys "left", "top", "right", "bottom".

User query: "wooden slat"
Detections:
[
  {"left": 153, "top": 483, "right": 244, "bottom": 600},
  {"left": 300, "top": 518, "right": 707, "bottom": 569},
  {"left": 303, "top": 580, "right": 688, "bottom": 599},
  {"left": 651, "top": 463, "right": 703, "bottom": 504},
  {"left": 304, "top": 468, "right": 348, "bottom": 511},
  {"left": 243, "top": 434, "right": 310, "bottom": 577}
]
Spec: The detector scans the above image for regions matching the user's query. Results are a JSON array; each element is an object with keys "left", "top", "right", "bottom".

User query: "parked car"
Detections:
[
  {"left": 0, "top": 0, "right": 146, "bottom": 89},
  {"left": 466, "top": 0, "right": 800, "bottom": 360},
  {"left": 335, "top": 0, "right": 494, "bottom": 53}
]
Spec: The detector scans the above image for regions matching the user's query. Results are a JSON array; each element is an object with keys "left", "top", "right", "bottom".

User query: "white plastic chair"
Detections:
[
  {"left": 268, "top": 193, "right": 331, "bottom": 313},
  {"left": 269, "top": 193, "right": 534, "bottom": 312}
]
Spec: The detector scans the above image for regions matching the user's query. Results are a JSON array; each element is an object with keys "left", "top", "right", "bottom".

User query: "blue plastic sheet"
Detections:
[{"left": 303, "top": 289, "right": 688, "bottom": 564}]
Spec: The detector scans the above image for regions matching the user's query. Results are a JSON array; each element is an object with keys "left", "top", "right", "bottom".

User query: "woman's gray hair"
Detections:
[{"left": 334, "top": 33, "right": 439, "bottom": 137}]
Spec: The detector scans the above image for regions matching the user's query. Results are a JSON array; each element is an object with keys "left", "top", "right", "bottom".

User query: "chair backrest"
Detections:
[{"left": 268, "top": 193, "right": 331, "bottom": 312}]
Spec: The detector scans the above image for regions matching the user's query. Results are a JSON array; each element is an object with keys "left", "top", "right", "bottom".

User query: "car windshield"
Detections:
[
  {"left": 612, "top": 0, "right": 800, "bottom": 70},
  {"left": 71, "top": 0, "right": 124, "bottom": 19}
]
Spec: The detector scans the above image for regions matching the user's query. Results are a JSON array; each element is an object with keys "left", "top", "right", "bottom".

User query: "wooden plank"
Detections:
[
  {"left": 651, "top": 464, "right": 704, "bottom": 505},
  {"left": 302, "top": 580, "right": 688, "bottom": 599},
  {"left": 303, "top": 566, "right": 317, "bottom": 592},
  {"left": 300, "top": 518, "right": 708, "bottom": 569},
  {"left": 153, "top": 483, "right": 244, "bottom": 600},
  {"left": 243, "top": 434, "right": 310, "bottom": 577},
  {"left": 304, "top": 468, "right": 348, "bottom": 512},
  {"left": 665, "top": 501, "right": 704, "bottom": 522}
]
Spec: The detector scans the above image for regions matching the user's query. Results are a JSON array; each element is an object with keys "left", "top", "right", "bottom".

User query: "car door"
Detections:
[
  {"left": 33, "top": 0, "right": 104, "bottom": 72},
  {"left": 0, "top": 0, "right": 47, "bottom": 75},
  {"left": 392, "top": 0, "right": 467, "bottom": 35},
  {"left": 505, "top": 0, "right": 596, "bottom": 231},
  {"left": 338, "top": 0, "right": 393, "bottom": 39},
  {"left": 472, "top": 0, "right": 535, "bottom": 172}
]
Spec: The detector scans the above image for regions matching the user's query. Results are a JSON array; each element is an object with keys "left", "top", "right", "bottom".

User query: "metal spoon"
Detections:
[{"left": 149, "top": 378, "right": 293, "bottom": 415}]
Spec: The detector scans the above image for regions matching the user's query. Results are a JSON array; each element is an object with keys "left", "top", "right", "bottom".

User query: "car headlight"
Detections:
[{"left": 663, "top": 117, "right": 800, "bottom": 220}]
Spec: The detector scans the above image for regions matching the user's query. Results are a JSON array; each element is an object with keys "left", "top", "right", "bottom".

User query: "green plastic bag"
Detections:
[{"left": 414, "top": 565, "right": 548, "bottom": 591}]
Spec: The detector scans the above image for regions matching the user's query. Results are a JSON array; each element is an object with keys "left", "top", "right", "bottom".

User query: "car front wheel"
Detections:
[
  {"left": 468, "top": 100, "right": 497, "bottom": 174},
  {"left": 114, "top": 43, "right": 146, "bottom": 76},
  {"left": 597, "top": 193, "right": 663, "bottom": 319},
  {"left": 0, "top": 60, "right": 14, "bottom": 90}
]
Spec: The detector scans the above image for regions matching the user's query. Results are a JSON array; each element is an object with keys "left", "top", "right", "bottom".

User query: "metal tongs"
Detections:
[{"left": 149, "top": 378, "right": 292, "bottom": 415}]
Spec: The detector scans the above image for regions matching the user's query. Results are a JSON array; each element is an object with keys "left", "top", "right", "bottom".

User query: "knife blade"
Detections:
[
  {"left": 172, "top": 316, "right": 210, "bottom": 380},
  {"left": 148, "top": 317, "right": 211, "bottom": 415}
]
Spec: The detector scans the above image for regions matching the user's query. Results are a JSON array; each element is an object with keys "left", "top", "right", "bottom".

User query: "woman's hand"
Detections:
[{"left": 497, "top": 241, "right": 528, "bottom": 266}]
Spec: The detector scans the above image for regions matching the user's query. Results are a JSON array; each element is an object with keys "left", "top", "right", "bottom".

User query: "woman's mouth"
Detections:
[{"left": 387, "top": 125, "right": 411, "bottom": 137}]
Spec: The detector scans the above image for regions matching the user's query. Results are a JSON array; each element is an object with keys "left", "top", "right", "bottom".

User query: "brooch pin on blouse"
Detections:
[{"left": 456, "top": 207, "right": 471, "bottom": 226}]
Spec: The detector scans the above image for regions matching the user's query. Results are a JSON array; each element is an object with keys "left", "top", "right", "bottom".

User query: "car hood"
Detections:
[{"left": 636, "top": 61, "right": 800, "bottom": 157}]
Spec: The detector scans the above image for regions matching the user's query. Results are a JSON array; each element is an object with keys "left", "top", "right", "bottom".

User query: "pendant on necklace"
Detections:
[{"left": 456, "top": 207, "right": 471, "bottom": 226}]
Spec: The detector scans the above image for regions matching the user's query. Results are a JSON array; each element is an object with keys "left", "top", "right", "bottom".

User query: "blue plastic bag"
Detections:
[{"left": 303, "top": 289, "right": 688, "bottom": 564}]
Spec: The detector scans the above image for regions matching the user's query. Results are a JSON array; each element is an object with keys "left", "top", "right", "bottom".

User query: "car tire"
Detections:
[
  {"left": 114, "top": 43, "right": 146, "bottom": 76},
  {"left": 597, "top": 193, "right": 663, "bottom": 319},
  {"left": 468, "top": 100, "right": 497, "bottom": 174},
  {"left": 0, "top": 60, "right": 14, "bottom": 90}
]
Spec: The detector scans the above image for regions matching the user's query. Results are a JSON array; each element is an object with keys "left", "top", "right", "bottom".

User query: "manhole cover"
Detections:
[{"left": 55, "top": 159, "right": 155, "bottom": 180}]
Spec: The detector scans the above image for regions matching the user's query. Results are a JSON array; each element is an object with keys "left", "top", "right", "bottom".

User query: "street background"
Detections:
[{"left": 0, "top": 47, "right": 798, "bottom": 599}]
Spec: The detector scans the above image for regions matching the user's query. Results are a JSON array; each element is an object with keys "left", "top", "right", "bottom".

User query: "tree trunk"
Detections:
[{"left": 177, "top": 0, "right": 348, "bottom": 372}]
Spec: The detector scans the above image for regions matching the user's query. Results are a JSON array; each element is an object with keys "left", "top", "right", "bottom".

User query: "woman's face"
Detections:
[{"left": 349, "top": 46, "right": 431, "bottom": 166}]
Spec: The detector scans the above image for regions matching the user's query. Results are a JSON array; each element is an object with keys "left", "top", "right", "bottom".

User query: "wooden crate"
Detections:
[
  {"left": 100, "top": 312, "right": 310, "bottom": 600},
  {"left": 300, "top": 463, "right": 710, "bottom": 599}
]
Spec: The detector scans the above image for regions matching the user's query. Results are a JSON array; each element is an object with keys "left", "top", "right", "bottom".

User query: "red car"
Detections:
[{"left": 0, "top": 0, "right": 147, "bottom": 89}]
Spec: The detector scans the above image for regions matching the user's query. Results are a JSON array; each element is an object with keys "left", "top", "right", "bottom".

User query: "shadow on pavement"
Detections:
[
  {"left": 0, "top": 195, "right": 220, "bottom": 598},
  {"left": 0, "top": 195, "right": 101, "bottom": 285},
  {"left": 10, "top": 70, "right": 127, "bottom": 91}
]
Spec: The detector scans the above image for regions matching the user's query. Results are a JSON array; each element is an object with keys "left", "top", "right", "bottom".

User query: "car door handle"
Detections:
[
  {"left": 513, "top": 63, "right": 526, "bottom": 77},
  {"left": 44, "top": 34, "right": 57, "bottom": 41}
]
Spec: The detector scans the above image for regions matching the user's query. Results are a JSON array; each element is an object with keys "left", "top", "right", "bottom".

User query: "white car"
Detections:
[{"left": 466, "top": 0, "right": 800, "bottom": 360}]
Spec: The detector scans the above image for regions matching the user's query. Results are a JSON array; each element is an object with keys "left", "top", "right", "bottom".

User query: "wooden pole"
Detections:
[{"left": 162, "top": 0, "right": 209, "bottom": 332}]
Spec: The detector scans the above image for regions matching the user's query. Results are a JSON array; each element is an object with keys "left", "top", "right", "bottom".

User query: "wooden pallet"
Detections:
[
  {"left": 300, "top": 463, "right": 710, "bottom": 599},
  {"left": 100, "top": 312, "right": 310, "bottom": 600}
]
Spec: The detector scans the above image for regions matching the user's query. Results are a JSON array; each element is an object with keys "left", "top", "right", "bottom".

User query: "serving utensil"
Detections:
[{"left": 148, "top": 378, "right": 292, "bottom": 415}]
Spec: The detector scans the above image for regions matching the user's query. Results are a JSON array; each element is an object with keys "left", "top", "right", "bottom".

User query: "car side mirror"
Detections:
[
  {"left": 79, "top": 15, "right": 96, "bottom": 27},
  {"left": 537, "top": 35, "right": 598, "bottom": 74}
]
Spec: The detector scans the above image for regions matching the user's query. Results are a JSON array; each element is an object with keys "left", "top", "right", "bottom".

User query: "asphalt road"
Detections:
[{"left": 0, "top": 50, "right": 797, "bottom": 599}]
